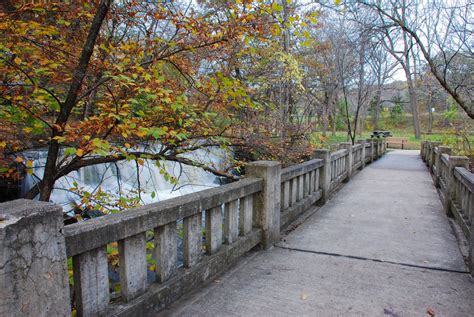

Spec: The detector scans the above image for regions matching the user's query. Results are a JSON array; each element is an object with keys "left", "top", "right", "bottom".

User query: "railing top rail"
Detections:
[
  {"left": 64, "top": 177, "right": 262, "bottom": 257},
  {"left": 352, "top": 144, "right": 363, "bottom": 151},
  {"left": 441, "top": 153, "right": 450, "bottom": 165},
  {"left": 330, "top": 149, "right": 348, "bottom": 161},
  {"left": 281, "top": 158, "right": 324, "bottom": 183},
  {"left": 454, "top": 167, "right": 474, "bottom": 193}
]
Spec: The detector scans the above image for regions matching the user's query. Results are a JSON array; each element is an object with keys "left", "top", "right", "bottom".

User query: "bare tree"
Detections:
[{"left": 357, "top": 0, "right": 474, "bottom": 119}]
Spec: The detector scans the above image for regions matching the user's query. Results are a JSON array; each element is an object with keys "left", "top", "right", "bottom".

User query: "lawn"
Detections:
[{"left": 311, "top": 129, "right": 473, "bottom": 155}]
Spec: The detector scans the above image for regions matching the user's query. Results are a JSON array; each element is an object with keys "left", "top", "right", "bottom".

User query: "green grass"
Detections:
[{"left": 311, "top": 129, "right": 473, "bottom": 154}]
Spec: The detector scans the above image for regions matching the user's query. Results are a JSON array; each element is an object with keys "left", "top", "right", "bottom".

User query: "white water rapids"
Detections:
[{"left": 21, "top": 145, "right": 233, "bottom": 215}]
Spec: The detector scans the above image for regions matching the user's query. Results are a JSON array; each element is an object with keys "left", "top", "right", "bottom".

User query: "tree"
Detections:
[
  {"left": 0, "top": 1, "right": 287, "bottom": 204},
  {"left": 357, "top": 0, "right": 474, "bottom": 119}
]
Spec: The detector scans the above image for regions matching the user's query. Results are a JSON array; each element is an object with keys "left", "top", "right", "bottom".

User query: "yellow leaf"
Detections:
[
  {"left": 76, "top": 149, "right": 84, "bottom": 156},
  {"left": 26, "top": 160, "right": 33, "bottom": 168},
  {"left": 14, "top": 57, "right": 21, "bottom": 65},
  {"left": 125, "top": 143, "right": 131, "bottom": 149},
  {"left": 15, "top": 156, "right": 23, "bottom": 163}
]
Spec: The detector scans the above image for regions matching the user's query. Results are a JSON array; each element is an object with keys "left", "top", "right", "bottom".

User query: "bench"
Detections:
[
  {"left": 386, "top": 137, "right": 408, "bottom": 149},
  {"left": 371, "top": 130, "right": 392, "bottom": 138}
]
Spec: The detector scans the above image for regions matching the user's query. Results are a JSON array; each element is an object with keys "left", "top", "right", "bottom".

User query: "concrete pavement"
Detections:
[{"left": 161, "top": 150, "right": 473, "bottom": 316}]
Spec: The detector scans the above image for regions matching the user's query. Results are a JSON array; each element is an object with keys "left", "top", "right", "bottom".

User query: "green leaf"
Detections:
[
  {"left": 64, "top": 147, "right": 77, "bottom": 156},
  {"left": 271, "top": 2, "right": 283, "bottom": 12}
]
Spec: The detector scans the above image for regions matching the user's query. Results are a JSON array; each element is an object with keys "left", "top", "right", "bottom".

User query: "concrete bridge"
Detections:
[
  {"left": 163, "top": 150, "right": 474, "bottom": 316},
  {"left": 1, "top": 140, "right": 473, "bottom": 317}
]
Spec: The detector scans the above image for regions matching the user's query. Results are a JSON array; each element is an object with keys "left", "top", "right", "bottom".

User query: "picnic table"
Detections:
[{"left": 371, "top": 130, "right": 392, "bottom": 138}]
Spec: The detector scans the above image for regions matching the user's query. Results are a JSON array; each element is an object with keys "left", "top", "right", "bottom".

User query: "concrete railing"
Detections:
[
  {"left": 279, "top": 139, "right": 385, "bottom": 231},
  {"left": 280, "top": 158, "right": 324, "bottom": 229},
  {"left": 0, "top": 140, "right": 386, "bottom": 317},
  {"left": 421, "top": 141, "right": 473, "bottom": 275}
]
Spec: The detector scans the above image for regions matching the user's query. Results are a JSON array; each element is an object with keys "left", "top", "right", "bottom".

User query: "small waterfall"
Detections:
[{"left": 21, "top": 145, "right": 233, "bottom": 213}]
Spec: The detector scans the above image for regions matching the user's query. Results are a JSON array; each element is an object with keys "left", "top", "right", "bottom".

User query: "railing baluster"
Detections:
[
  {"left": 206, "top": 206, "right": 223, "bottom": 255},
  {"left": 469, "top": 192, "right": 473, "bottom": 224},
  {"left": 155, "top": 223, "right": 177, "bottom": 283},
  {"left": 183, "top": 212, "right": 202, "bottom": 268},
  {"left": 73, "top": 246, "right": 110, "bottom": 317},
  {"left": 240, "top": 194, "right": 253, "bottom": 236},
  {"left": 283, "top": 181, "right": 290, "bottom": 209},
  {"left": 291, "top": 177, "right": 298, "bottom": 205},
  {"left": 309, "top": 170, "right": 315, "bottom": 194},
  {"left": 305, "top": 172, "right": 311, "bottom": 197},
  {"left": 298, "top": 175, "right": 304, "bottom": 201},
  {"left": 315, "top": 168, "right": 320, "bottom": 191},
  {"left": 119, "top": 233, "right": 147, "bottom": 301},
  {"left": 224, "top": 199, "right": 239, "bottom": 244}
]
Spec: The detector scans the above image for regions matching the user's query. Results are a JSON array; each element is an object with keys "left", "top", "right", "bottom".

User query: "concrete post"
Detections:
[
  {"left": 0, "top": 199, "right": 71, "bottom": 317},
  {"left": 445, "top": 156, "right": 469, "bottom": 216},
  {"left": 367, "top": 139, "right": 374, "bottom": 162},
  {"left": 470, "top": 198, "right": 474, "bottom": 276},
  {"left": 246, "top": 161, "right": 281, "bottom": 249},
  {"left": 313, "top": 149, "right": 331, "bottom": 203},
  {"left": 434, "top": 146, "right": 451, "bottom": 187},
  {"left": 427, "top": 142, "right": 440, "bottom": 172},
  {"left": 357, "top": 140, "right": 366, "bottom": 169},
  {"left": 470, "top": 193, "right": 474, "bottom": 275},
  {"left": 425, "top": 142, "right": 433, "bottom": 165},
  {"left": 339, "top": 143, "right": 353, "bottom": 181},
  {"left": 429, "top": 142, "right": 440, "bottom": 170},
  {"left": 420, "top": 141, "right": 425, "bottom": 159}
]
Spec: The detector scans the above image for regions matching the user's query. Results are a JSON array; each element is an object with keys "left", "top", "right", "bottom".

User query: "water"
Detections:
[{"left": 21, "top": 144, "right": 233, "bottom": 214}]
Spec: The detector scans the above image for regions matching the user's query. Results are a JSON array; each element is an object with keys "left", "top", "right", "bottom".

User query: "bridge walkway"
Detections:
[{"left": 161, "top": 150, "right": 473, "bottom": 316}]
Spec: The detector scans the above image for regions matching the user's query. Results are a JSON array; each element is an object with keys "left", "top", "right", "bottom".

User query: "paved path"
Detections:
[{"left": 161, "top": 150, "right": 473, "bottom": 316}]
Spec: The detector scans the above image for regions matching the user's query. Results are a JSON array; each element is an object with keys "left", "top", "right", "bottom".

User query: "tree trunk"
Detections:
[
  {"left": 405, "top": 72, "right": 422, "bottom": 139},
  {"left": 373, "top": 88, "right": 382, "bottom": 130},
  {"left": 427, "top": 91, "right": 433, "bottom": 133},
  {"left": 39, "top": 0, "right": 112, "bottom": 201},
  {"left": 402, "top": 26, "right": 421, "bottom": 140}
]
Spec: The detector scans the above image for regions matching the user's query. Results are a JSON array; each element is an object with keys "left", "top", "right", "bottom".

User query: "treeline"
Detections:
[{"left": 0, "top": 0, "right": 471, "bottom": 205}]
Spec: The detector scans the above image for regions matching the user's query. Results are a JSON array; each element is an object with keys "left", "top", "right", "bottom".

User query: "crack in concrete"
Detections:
[{"left": 275, "top": 245, "right": 470, "bottom": 274}]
